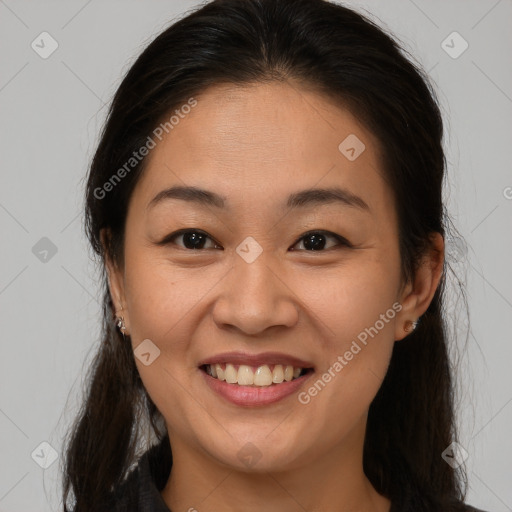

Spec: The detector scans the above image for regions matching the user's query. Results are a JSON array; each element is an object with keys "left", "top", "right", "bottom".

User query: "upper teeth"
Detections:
[{"left": 205, "top": 363, "right": 303, "bottom": 386}]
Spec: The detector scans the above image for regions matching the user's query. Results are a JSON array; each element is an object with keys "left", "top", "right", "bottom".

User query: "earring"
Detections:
[
  {"left": 115, "top": 305, "right": 127, "bottom": 335},
  {"left": 404, "top": 319, "right": 418, "bottom": 333},
  {"left": 116, "top": 316, "right": 126, "bottom": 332}
]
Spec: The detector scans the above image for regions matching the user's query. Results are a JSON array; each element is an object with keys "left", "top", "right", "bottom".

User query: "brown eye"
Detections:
[
  {"left": 290, "top": 231, "right": 351, "bottom": 251},
  {"left": 159, "top": 229, "right": 221, "bottom": 250}
]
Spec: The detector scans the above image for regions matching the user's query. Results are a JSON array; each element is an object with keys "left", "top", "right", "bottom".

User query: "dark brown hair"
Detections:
[{"left": 63, "top": 0, "right": 471, "bottom": 510}]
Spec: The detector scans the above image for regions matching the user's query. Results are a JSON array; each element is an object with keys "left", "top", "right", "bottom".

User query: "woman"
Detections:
[{"left": 62, "top": 0, "right": 488, "bottom": 510}]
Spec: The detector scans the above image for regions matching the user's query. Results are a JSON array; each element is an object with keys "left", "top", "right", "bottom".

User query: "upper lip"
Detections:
[{"left": 198, "top": 351, "right": 315, "bottom": 369}]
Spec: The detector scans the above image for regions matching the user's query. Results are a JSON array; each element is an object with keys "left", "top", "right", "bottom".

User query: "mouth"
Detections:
[
  {"left": 199, "top": 363, "right": 314, "bottom": 387},
  {"left": 198, "top": 357, "right": 315, "bottom": 407}
]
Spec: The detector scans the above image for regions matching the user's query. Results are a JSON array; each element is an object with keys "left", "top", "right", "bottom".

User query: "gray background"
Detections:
[{"left": 0, "top": 0, "right": 511, "bottom": 510}]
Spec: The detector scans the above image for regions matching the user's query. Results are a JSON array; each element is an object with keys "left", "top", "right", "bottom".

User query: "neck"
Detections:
[{"left": 160, "top": 422, "right": 391, "bottom": 512}]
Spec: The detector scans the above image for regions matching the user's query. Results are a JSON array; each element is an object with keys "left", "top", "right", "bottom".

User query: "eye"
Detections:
[
  {"left": 158, "top": 229, "right": 222, "bottom": 250},
  {"left": 290, "top": 230, "right": 351, "bottom": 251},
  {"left": 158, "top": 229, "right": 350, "bottom": 252}
]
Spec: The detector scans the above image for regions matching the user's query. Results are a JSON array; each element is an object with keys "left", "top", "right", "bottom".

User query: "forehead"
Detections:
[{"left": 130, "top": 81, "right": 392, "bottom": 219}]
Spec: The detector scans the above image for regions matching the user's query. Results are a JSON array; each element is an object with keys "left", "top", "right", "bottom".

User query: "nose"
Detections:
[{"left": 212, "top": 254, "right": 299, "bottom": 336}]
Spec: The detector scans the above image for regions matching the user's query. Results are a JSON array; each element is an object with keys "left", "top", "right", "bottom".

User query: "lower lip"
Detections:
[{"left": 200, "top": 368, "right": 314, "bottom": 407}]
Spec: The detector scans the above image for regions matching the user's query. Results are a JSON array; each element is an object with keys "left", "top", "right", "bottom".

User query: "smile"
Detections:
[
  {"left": 199, "top": 363, "right": 315, "bottom": 407},
  {"left": 201, "top": 363, "right": 311, "bottom": 386}
]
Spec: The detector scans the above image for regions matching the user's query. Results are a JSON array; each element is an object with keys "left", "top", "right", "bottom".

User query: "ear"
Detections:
[
  {"left": 100, "top": 228, "right": 130, "bottom": 333},
  {"left": 394, "top": 232, "right": 444, "bottom": 341}
]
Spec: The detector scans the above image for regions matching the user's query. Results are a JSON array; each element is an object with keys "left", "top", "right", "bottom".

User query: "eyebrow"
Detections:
[{"left": 146, "top": 185, "right": 370, "bottom": 213}]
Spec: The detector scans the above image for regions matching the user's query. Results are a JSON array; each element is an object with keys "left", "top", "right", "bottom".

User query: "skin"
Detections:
[{"left": 103, "top": 81, "right": 444, "bottom": 512}]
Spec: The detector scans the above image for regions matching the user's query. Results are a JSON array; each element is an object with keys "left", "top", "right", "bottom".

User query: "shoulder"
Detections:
[{"left": 107, "top": 449, "right": 171, "bottom": 511}]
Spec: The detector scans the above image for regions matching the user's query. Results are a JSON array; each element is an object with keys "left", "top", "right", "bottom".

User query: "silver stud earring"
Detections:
[
  {"left": 115, "top": 305, "right": 127, "bottom": 334},
  {"left": 404, "top": 319, "right": 418, "bottom": 333},
  {"left": 116, "top": 316, "right": 126, "bottom": 332}
]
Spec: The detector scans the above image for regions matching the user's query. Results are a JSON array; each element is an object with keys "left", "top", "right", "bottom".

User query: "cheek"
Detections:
[
  {"left": 123, "top": 252, "right": 207, "bottom": 343},
  {"left": 122, "top": 255, "right": 202, "bottom": 423},
  {"left": 293, "top": 257, "right": 399, "bottom": 406},
  {"left": 297, "top": 258, "right": 400, "bottom": 342}
]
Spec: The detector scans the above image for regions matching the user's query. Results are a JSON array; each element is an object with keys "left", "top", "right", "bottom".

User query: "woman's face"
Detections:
[{"left": 106, "top": 81, "right": 434, "bottom": 472}]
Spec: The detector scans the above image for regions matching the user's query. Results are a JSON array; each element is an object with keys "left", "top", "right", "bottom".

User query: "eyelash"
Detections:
[{"left": 158, "top": 228, "right": 352, "bottom": 252}]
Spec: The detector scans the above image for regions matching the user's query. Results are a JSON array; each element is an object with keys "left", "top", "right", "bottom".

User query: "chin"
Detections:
[{"left": 206, "top": 432, "right": 306, "bottom": 473}]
